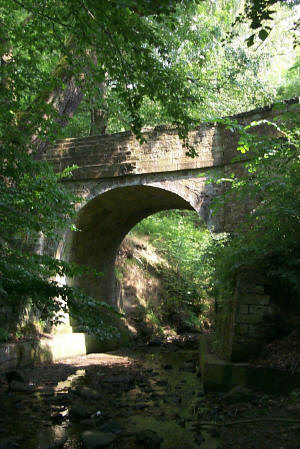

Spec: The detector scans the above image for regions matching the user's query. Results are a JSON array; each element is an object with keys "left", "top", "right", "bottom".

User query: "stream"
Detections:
[{"left": 0, "top": 337, "right": 220, "bottom": 449}]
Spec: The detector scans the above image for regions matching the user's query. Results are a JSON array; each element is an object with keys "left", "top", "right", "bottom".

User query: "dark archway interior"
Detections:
[{"left": 68, "top": 185, "right": 194, "bottom": 305}]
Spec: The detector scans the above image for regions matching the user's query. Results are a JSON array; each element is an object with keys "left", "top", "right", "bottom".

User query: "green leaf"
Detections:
[
  {"left": 258, "top": 29, "right": 269, "bottom": 41},
  {"left": 246, "top": 34, "right": 255, "bottom": 47}
]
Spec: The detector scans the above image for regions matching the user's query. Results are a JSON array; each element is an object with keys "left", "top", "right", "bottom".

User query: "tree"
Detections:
[{"left": 61, "top": 0, "right": 298, "bottom": 136}]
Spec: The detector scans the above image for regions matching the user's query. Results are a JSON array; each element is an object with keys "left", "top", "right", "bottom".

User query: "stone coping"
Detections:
[{"left": 53, "top": 97, "right": 299, "bottom": 144}]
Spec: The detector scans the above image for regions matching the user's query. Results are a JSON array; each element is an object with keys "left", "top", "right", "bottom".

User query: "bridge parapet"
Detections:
[
  {"left": 40, "top": 124, "right": 231, "bottom": 180},
  {"left": 41, "top": 98, "right": 299, "bottom": 182}
]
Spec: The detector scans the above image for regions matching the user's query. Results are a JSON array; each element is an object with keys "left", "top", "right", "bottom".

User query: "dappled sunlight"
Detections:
[
  {"left": 115, "top": 209, "right": 215, "bottom": 339},
  {"left": 54, "top": 352, "right": 137, "bottom": 369}
]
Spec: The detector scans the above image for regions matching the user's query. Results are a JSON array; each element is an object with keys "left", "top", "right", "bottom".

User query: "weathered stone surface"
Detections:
[
  {"left": 9, "top": 380, "right": 36, "bottom": 392},
  {"left": 74, "top": 386, "right": 102, "bottom": 401},
  {"left": 240, "top": 284, "right": 265, "bottom": 294},
  {"left": 235, "top": 324, "right": 249, "bottom": 335},
  {"left": 238, "top": 304, "right": 249, "bottom": 314},
  {"left": 69, "top": 401, "right": 98, "bottom": 420},
  {"left": 239, "top": 294, "right": 270, "bottom": 305},
  {"left": 236, "top": 313, "right": 264, "bottom": 324},
  {"left": 42, "top": 99, "right": 299, "bottom": 183},
  {"left": 81, "top": 431, "right": 116, "bottom": 449},
  {"left": 0, "top": 333, "right": 94, "bottom": 373},
  {"left": 223, "top": 385, "right": 253, "bottom": 403},
  {"left": 248, "top": 305, "right": 268, "bottom": 315}
]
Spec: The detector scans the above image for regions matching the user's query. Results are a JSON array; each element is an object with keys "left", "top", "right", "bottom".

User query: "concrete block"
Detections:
[
  {"left": 39, "top": 333, "right": 87, "bottom": 361},
  {"left": 0, "top": 333, "right": 88, "bottom": 372}
]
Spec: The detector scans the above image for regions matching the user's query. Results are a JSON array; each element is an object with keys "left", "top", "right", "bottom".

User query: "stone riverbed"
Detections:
[
  {"left": 2, "top": 337, "right": 300, "bottom": 449},
  {"left": 0, "top": 337, "right": 220, "bottom": 449}
]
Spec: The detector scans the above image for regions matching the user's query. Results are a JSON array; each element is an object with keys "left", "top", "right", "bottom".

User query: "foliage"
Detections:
[
  {"left": 5, "top": 0, "right": 207, "bottom": 143},
  {"left": 208, "top": 108, "right": 300, "bottom": 304},
  {"left": 133, "top": 211, "right": 215, "bottom": 331},
  {"left": 60, "top": 0, "right": 299, "bottom": 136},
  {"left": 144, "top": 307, "right": 164, "bottom": 335},
  {"left": 0, "top": 327, "right": 9, "bottom": 342},
  {"left": 277, "top": 56, "right": 300, "bottom": 99},
  {"left": 232, "top": 0, "right": 300, "bottom": 47}
]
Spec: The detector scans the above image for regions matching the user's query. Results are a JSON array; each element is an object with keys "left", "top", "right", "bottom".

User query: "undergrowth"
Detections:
[{"left": 131, "top": 210, "right": 215, "bottom": 332}]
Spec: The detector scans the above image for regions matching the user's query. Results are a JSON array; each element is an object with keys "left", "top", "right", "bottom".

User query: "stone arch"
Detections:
[{"left": 63, "top": 183, "right": 204, "bottom": 307}]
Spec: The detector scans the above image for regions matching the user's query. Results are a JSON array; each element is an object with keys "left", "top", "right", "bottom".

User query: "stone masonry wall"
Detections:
[{"left": 230, "top": 272, "right": 278, "bottom": 361}]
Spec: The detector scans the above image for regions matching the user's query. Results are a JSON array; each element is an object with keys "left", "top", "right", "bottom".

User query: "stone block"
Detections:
[
  {"left": 237, "top": 314, "right": 264, "bottom": 324},
  {"left": 0, "top": 333, "right": 94, "bottom": 373},
  {"left": 247, "top": 324, "right": 260, "bottom": 337},
  {"left": 235, "top": 324, "right": 249, "bottom": 335},
  {"left": 267, "top": 306, "right": 276, "bottom": 315},
  {"left": 249, "top": 305, "right": 268, "bottom": 315},
  {"left": 200, "top": 334, "right": 300, "bottom": 393},
  {"left": 237, "top": 304, "right": 249, "bottom": 314},
  {"left": 238, "top": 271, "right": 267, "bottom": 285},
  {"left": 239, "top": 294, "right": 270, "bottom": 305},
  {"left": 240, "top": 284, "right": 265, "bottom": 294}
]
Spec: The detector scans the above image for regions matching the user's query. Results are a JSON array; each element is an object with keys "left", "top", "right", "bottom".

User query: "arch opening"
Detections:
[
  {"left": 115, "top": 208, "right": 213, "bottom": 339},
  {"left": 65, "top": 185, "right": 197, "bottom": 307}
]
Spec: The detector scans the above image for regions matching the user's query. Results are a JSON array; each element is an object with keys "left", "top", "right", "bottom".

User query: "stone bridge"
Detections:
[{"left": 41, "top": 98, "right": 298, "bottom": 360}]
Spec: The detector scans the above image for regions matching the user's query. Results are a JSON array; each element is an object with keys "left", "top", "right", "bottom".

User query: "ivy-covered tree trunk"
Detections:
[
  {"left": 90, "top": 87, "right": 108, "bottom": 136},
  {"left": 89, "top": 55, "right": 108, "bottom": 136},
  {"left": 34, "top": 78, "right": 84, "bottom": 154}
]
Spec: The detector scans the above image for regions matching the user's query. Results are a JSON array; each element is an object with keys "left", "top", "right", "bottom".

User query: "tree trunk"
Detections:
[
  {"left": 32, "top": 37, "right": 85, "bottom": 154},
  {"left": 90, "top": 103, "right": 108, "bottom": 136},
  {"left": 33, "top": 78, "right": 84, "bottom": 154},
  {"left": 89, "top": 76, "right": 108, "bottom": 136}
]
